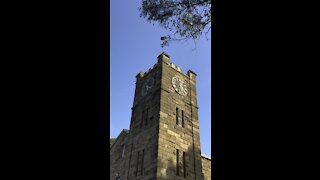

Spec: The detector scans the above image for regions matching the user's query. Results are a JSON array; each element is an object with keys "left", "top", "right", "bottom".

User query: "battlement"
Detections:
[
  {"left": 136, "top": 63, "right": 157, "bottom": 79},
  {"left": 136, "top": 52, "right": 197, "bottom": 80},
  {"left": 158, "top": 52, "right": 192, "bottom": 77}
]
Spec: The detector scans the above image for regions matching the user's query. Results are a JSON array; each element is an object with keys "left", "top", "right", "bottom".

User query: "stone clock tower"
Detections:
[{"left": 110, "top": 52, "right": 207, "bottom": 180}]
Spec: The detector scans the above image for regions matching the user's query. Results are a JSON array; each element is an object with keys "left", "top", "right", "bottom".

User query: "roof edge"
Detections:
[
  {"left": 110, "top": 129, "right": 129, "bottom": 149},
  {"left": 201, "top": 154, "right": 211, "bottom": 160}
]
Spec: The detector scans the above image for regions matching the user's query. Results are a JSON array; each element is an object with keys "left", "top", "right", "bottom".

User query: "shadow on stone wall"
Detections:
[{"left": 156, "top": 143, "right": 205, "bottom": 180}]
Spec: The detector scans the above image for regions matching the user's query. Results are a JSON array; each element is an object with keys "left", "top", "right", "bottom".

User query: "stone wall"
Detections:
[
  {"left": 110, "top": 53, "right": 210, "bottom": 180},
  {"left": 122, "top": 58, "right": 162, "bottom": 180},
  {"left": 110, "top": 130, "right": 129, "bottom": 180},
  {"left": 156, "top": 53, "right": 204, "bottom": 180},
  {"left": 201, "top": 155, "right": 211, "bottom": 180}
]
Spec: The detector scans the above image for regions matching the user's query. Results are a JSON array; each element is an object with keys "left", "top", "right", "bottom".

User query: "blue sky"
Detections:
[{"left": 110, "top": 0, "right": 211, "bottom": 157}]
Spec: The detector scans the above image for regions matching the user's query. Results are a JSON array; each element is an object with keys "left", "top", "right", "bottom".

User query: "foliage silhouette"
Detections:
[{"left": 139, "top": 0, "right": 211, "bottom": 47}]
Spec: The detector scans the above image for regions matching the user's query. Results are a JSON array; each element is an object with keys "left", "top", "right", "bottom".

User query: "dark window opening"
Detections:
[
  {"left": 141, "top": 111, "right": 145, "bottom": 128},
  {"left": 177, "top": 149, "right": 186, "bottom": 178},
  {"left": 176, "top": 149, "right": 179, "bottom": 176},
  {"left": 183, "top": 151, "right": 186, "bottom": 178},
  {"left": 141, "top": 149, "right": 144, "bottom": 175},
  {"left": 181, "top": 110, "right": 184, "bottom": 127},
  {"left": 136, "top": 151, "right": 140, "bottom": 177},
  {"left": 136, "top": 149, "right": 144, "bottom": 177},
  {"left": 176, "top": 108, "right": 179, "bottom": 125},
  {"left": 150, "top": 116, "right": 153, "bottom": 126},
  {"left": 145, "top": 108, "right": 149, "bottom": 126}
]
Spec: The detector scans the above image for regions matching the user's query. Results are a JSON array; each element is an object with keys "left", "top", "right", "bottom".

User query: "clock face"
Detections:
[
  {"left": 141, "top": 77, "right": 154, "bottom": 96},
  {"left": 172, "top": 76, "right": 187, "bottom": 96}
]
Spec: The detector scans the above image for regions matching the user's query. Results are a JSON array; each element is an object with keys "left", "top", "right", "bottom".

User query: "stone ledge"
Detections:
[{"left": 201, "top": 154, "right": 211, "bottom": 160}]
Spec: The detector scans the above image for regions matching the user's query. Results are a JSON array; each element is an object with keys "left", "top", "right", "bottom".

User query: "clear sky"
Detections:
[{"left": 110, "top": 0, "right": 211, "bottom": 157}]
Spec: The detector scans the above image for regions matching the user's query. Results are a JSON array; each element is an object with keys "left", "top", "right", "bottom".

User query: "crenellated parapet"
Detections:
[{"left": 136, "top": 52, "right": 197, "bottom": 81}]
